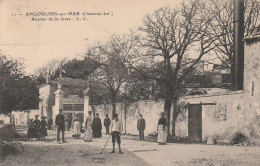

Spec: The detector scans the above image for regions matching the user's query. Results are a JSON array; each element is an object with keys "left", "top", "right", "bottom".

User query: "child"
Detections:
[{"left": 110, "top": 113, "right": 123, "bottom": 154}]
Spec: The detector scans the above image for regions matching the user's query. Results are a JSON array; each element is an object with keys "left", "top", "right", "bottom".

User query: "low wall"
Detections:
[
  {"left": 93, "top": 100, "right": 164, "bottom": 136},
  {"left": 175, "top": 91, "right": 260, "bottom": 141},
  {"left": 0, "top": 110, "right": 40, "bottom": 125}
]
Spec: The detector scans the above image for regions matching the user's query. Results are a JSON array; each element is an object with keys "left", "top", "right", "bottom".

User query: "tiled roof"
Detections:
[{"left": 50, "top": 77, "right": 88, "bottom": 87}]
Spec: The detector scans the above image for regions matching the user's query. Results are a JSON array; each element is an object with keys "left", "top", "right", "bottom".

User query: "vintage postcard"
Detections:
[{"left": 0, "top": 0, "right": 260, "bottom": 165}]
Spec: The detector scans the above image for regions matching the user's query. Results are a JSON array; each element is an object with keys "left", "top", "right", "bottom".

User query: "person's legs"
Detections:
[
  {"left": 111, "top": 131, "right": 115, "bottom": 153},
  {"left": 139, "top": 130, "right": 141, "bottom": 140},
  {"left": 57, "top": 128, "right": 60, "bottom": 142},
  {"left": 117, "top": 132, "right": 123, "bottom": 154},
  {"left": 106, "top": 126, "right": 108, "bottom": 135},
  {"left": 62, "top": 129, "right": 65, "bottom": 142},
  {"left": 141, "top": 130, "right": 144, "bottom": 140}
]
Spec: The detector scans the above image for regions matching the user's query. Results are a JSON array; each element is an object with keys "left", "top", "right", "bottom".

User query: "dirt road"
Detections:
[{"left": 1, "top": 128, "right": 260, "bottom": 166}]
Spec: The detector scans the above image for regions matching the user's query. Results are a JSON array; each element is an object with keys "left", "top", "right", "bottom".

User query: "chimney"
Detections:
[
  {"left": 233, "top": 0, "right": 244, "bottom": 90},
  {"left": 46, "top": 75, "right": 51, "bottom": 84}
]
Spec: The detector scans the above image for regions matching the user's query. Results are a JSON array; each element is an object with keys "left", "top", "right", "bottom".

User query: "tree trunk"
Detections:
[
  {"left": 111, "top": 95, "right": 116, "bottom": 120},
  {"left": 171, "top": 99, "right": 178, "bottom": 136},
  {"left": 124, "top": 106, "right": 127, "bottom": 134},
  {"left": 164, "top": 97, "right": 172, "bottom": 135}
]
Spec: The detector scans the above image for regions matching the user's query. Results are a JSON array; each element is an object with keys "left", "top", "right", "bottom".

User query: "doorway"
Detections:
[{"left": 188, "top": 103, "right": 202, "bottom": 142}]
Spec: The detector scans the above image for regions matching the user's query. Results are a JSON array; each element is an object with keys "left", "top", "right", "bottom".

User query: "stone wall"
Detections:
[
  {"left": 92, "top": 100, "right": 164, "bottom": 136},
  {"left": 175, "top": 90, "right": 260, "bottom": 142}
]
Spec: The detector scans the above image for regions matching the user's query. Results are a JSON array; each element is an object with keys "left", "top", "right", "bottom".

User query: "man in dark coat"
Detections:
[
  {"left": 55, "top": 109, "right": 66, "bottom": 143},
  {"left": 92, "top": 113, "right": 102, "bottom": 138},
  {"left": 104, "top": 114, "right": 111, "bottom": 135},
  {"left": 137, "top": 114, "right": 146, "bottom": 141}
]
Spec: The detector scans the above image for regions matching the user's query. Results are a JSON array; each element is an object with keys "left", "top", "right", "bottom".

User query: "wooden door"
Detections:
[{"left": 188, "top": 103, "right": 202, "bottom": 142}]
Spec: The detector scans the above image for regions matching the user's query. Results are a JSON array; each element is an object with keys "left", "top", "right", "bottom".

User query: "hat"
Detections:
[
  {"left": 114, "top": 113, "right": 118, "bottom": 118},
  {"left": 41, "top": 116, "right": 47, "bottom": 119},
  {"left": 34, "top": 114, "right": 39, "bottom": 117},
  {"left": 96, "top": 113, "right": 99, "bottom": 115}
]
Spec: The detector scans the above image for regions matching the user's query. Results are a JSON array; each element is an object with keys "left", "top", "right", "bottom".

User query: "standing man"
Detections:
[
  {"left": 55, "top": 109, "right": 66, "bottom": 143},
  {"left": 111, "top": 113, "right": 123, "bottom": 154},
  {"left": 137, "top": 114, "right": 146, "bottom": 141},
  {"left": 104, "top": 114, "right": 111, "bottom": 135}
]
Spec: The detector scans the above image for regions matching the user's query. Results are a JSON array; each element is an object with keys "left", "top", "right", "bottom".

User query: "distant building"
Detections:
[{"left": 39, "top": 75, "right": 88, "bottom": 120}]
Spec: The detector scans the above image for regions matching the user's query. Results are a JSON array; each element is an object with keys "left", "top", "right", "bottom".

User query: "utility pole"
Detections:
[{"left": 233, "top": 0, "right": 244, "bottom": 90}]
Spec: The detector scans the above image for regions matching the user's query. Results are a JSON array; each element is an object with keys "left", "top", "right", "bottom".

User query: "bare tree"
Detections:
[
  {"left": 137, "top": 0, "right": 219, "bottom": 135},
  {"left": 89, "top": 31, "right": 140, "bottom": 118},
  {"left": 207, "top": 0, "right": 260, "bottom": 68},
  {"left": 34, "top": 58, "right": 67, "bottom": 84}
]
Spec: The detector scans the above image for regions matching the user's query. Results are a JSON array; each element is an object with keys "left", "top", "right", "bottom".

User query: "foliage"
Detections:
[
  {"left": 0, "top": 54, "right": 39, "bottom": 115},
  {"left": 60, "top": 58, "right": 99, "bottom": 80}
]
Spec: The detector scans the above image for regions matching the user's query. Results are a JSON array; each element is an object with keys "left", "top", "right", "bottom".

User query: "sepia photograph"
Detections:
[{"left": 0, "top": 0, "right": 260, "bottom": 165}]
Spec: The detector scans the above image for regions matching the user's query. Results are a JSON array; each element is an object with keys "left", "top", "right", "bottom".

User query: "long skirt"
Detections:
[
  {"left": 27, "top": 127, "right": 34, "bottom": 138},
  {"left": 93, "top": 130, "right": 102, "bottom": 138},
  {"left": 83, "top": 129, "right": 92, "bottom": 142},
  {"left": 157, "top": 125, "right": 168, "bottom": 144},
  {"left": 72, "top": 121, "right": 81, "bottom": 138},
  {"left": 32, "top": 127, "right": 41, "bottom": 139},
  {"left": 41, "top": 127, "right": 47, "bottom": 137}
]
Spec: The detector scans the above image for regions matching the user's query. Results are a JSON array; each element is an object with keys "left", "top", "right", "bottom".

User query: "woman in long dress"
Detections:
[
  {"left": 27, "top": 119, "right": 34, "bottom": 141},
  {"left": 157, "top": 112, "right": 168, "bottom": 144},
  {"left": 83, "top": 111, "right": 93, "bottom": 142},
  {"left": 92, "top": 113, "right": 102, "bottom": 138},
  {"left": 33, "top": 114, "right": 41, "bottom": 141},
  {"left": 40, "top": 116, "right": 48, "bottom": 141},
  {"left": 72, "top": 114, "right": 81, "bottom": 139}
]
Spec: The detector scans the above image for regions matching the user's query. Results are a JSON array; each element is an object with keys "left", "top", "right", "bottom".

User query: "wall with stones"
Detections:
[{"left": 92, "top": 100, "right": 164, "bottom": 136}]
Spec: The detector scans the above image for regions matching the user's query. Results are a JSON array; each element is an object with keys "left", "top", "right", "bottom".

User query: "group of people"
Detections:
[
  {"left": 27, "top": 114, "right": 48, "bottom": 141},
  {"left": 27, "top": 109, "right": 168, "bottom": 153},
  {"left": 71, "top": 112, "right": 110, "bottom": 140},
  {"left": 54, "top": 109, "right": 124, "bottom": 154}
]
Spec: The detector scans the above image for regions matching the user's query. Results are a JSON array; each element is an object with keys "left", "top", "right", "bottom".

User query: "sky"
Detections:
[{"left": 0, "top": 0, "right": 183, "bottom": 74}]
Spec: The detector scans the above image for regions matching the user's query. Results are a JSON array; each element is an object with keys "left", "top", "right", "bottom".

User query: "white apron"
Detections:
[{"left": 157, "top": 125, "right": 168, "bottom": 144}]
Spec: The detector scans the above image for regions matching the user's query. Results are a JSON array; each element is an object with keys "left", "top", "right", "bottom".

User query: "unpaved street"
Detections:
[{"left": 1, "top": 128, "right": 260, "bottom": 166}]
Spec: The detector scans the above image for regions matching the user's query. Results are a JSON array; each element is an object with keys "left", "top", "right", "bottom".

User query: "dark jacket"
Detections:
[
  {"left": 55, "top": 114, "right": 65, "bottom": 129},
  {"left": 137, "top": 118, "right": 146, "bottom": 130},
  {"left": 104, "top": 118, "right": 111, "bottom": 127}
]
